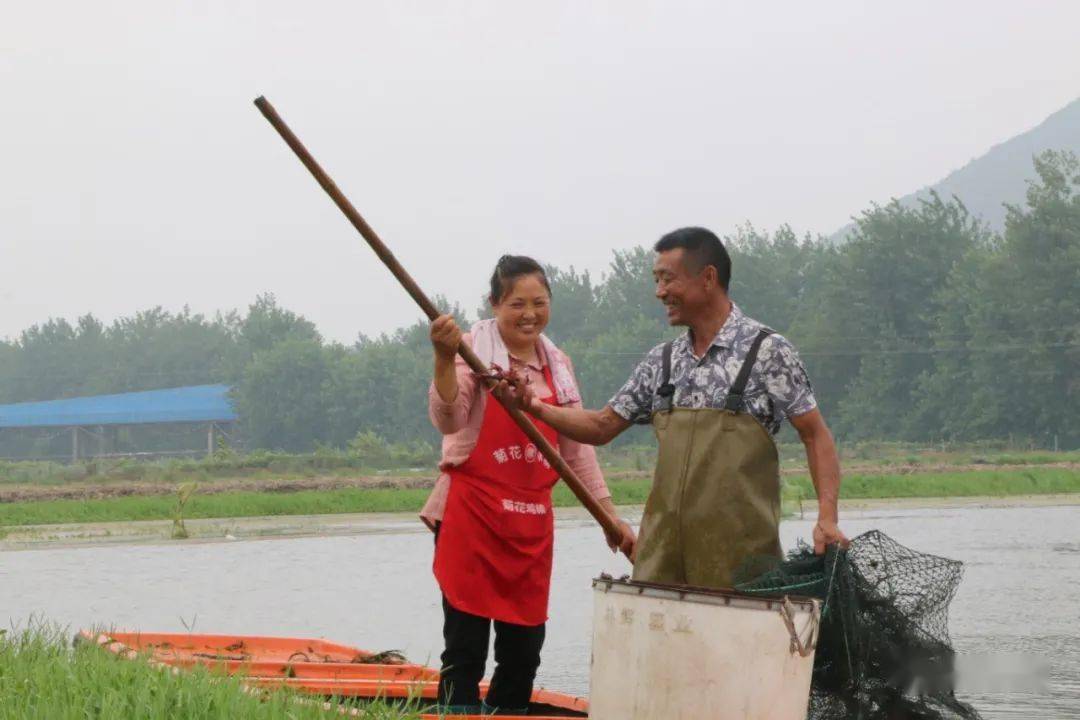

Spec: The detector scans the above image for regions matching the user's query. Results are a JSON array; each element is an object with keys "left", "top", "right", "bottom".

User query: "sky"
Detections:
[{"left": 3, "top": 1, "right": 1079, "bottom": 344}]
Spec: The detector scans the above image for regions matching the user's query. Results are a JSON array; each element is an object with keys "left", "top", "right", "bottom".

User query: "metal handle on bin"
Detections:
[{"left": 779, "top": 597, "right": 819, "bottom": 657}]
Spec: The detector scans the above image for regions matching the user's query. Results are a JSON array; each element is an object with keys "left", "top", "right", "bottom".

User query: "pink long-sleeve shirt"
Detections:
[{"left": 419, "top": 334, "right": 610, "bottom": 530}]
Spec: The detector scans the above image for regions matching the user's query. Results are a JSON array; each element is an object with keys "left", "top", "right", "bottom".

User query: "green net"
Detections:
[{"left": 735, "top": 530, "right": 981, "bottom": 720}]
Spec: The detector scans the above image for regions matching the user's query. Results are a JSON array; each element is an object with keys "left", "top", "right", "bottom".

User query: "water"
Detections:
[{"left": 2, "top": 504, "right": 1078, "bottom": 718}]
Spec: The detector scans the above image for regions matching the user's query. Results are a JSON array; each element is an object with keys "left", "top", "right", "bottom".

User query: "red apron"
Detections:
[{"left": 433, "top": 365, "right": 560, "bottom": 626}]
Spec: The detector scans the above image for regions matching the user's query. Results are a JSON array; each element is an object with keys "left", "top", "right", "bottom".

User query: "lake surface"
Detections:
[{"left": 2, "top": 504, "right": 1078, "bottom": 718}]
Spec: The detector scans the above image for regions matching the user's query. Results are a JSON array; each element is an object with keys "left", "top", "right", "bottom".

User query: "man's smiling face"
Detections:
[{"left": 653, "top": 248, "right": 713, "bottom": 326}]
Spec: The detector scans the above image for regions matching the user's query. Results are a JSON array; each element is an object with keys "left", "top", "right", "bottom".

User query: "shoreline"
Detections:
[
  {"left": 4, "top": 462, "right": 1078, "bottom": 504},
  {"left": 2, "top": 493, "right": 1077, "bottom": 551}
]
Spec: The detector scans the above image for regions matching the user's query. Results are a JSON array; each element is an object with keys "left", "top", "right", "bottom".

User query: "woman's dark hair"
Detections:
[
  {"left": 489, "top": 255, "right": 552, "bottom": 304},
  {"left": 654, "top": 227, "right": 732, "bottom": 290}
]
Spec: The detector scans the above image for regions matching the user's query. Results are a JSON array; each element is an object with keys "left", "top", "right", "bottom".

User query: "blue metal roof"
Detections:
[{"left": 0, "top": 385, "right": 237, "bottom": 428}]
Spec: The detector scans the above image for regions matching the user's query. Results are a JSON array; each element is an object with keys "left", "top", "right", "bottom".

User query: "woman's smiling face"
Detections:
[{"left": 492, "top": 272, "right": 551, "bottom": 352}]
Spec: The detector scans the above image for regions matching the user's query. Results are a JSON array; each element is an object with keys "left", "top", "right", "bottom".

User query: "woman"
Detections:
[{"left": 421, "top": 255, "right": 634, "bottom": 715}]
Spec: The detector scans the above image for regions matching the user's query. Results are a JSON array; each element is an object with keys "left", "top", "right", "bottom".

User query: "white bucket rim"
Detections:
[{"left": 592, "top": 576, "right": 819, "bottom": 614}]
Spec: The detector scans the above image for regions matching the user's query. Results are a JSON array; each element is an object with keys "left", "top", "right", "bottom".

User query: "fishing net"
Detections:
[{"left": 735, "top": 530, "right": 981, "bottom": 720}]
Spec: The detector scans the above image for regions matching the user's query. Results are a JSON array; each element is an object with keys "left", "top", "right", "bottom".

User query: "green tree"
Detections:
[
  {"left": 793, "top": 192, "right": 986, "bottom": 439},
  {"left": 240, "top": 294, "right": 320, "bottom": 355},
  {"left": 917, "top": 151, "right": 1080, "bottom": 444},
  {"left": 233, "top": 338, "right": 332, "bottom": 451},
  {"left": 3, "top": 154, "right": 1077, "bottom": 455},
  {"left": 543, "top": 266, "right": 597, "bottom": 346},
  {"left": 591, "top": 247, "right": 668, "bottom": 331},
  {"left": 726, "top": 224, "right": 825, "bottom": 332},
  {"left": 993, "top": 151, "right": 1080, "bottom": 445}
]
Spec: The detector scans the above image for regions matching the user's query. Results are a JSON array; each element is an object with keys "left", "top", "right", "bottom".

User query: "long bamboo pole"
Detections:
[{"left": 253, "top": 96, "right": 626, "bottom": 551}]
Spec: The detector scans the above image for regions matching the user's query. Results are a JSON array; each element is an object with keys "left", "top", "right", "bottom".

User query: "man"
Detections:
[{"left": 503, "top": 227, "right": 847, "bottom": 588}]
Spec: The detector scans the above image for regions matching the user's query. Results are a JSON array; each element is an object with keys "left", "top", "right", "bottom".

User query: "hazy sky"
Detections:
[{"left": 3, "top": 1, "right": 1079, "bottom": 343}]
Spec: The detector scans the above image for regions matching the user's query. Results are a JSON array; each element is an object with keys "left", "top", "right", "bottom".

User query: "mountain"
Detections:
[{"left": 832, "top": 96, "right": 1080, "bottom": 241}]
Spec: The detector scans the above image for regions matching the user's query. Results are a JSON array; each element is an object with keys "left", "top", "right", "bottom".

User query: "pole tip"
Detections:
[{"left": 253, "top": 95, "right": 268, "bottom": 108}]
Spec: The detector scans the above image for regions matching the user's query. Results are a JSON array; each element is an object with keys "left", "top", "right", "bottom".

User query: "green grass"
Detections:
[
  {"left": 0, "top": 468, "right": 1077, "bottom": 529},
  {"left": 553, "top": 479, "right": 654, "bottom": 507},
  {"left": 0, "top": 447, "right": 438, "bottom": 487},
  {"left": 781, "top": 467, "right": 1080, "bottom": 501},
  {"left": 0, "top": 625, "right": 421, "bottom": 720},
  {"left": 0, "top": 487, "right": 435, "bottom": 527},
  {"left": 0, "top": 483, "right": 654, "bottom": 528}
]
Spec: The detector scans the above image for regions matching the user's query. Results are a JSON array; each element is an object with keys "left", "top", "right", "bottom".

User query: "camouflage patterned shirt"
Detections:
[{"left": 608, "top": 304, "right": 817, "bottom": 435}]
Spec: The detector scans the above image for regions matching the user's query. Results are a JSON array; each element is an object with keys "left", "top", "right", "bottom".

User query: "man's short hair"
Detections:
[{"left": 654, "top": 227, "right": 731, "bottom": 290}]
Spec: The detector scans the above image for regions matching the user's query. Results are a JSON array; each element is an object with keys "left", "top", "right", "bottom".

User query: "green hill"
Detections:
[{"left": 833, "top": 97, "right": 1080, "bottom": 240}]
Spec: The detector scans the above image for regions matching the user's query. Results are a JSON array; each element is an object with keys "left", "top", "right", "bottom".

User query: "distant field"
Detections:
[
  {"left": 0, "top": 451, "right": 435, "bottom": 487},
  {"left": 3, "top": 443, "right": 1077, "bottom": 488},
  {"left": 600, "top": 442, "right": 1080, "bottom": 474},
  {"left": 1, "top": 467, "right": 1076, "bottom": 530}
]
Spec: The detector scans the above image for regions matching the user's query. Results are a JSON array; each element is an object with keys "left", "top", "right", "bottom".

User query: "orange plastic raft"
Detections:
[{"left": 80, "top": 631, "right": 589, "bottom": 719}]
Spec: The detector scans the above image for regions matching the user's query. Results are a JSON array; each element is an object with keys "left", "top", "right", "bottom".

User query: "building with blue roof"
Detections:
[{"left": 0, "top": 385, "right": 237, "bottom": 461}]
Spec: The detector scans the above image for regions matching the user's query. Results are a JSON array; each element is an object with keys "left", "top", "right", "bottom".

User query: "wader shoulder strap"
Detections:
[
  {"left": 723, "top": 329, "right": 773, "bottom": 412},
  {"left": 657, "top": 340, "right": 676, "bottom": 413}
]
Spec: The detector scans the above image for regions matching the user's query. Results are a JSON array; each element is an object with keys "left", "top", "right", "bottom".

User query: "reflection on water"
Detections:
[{"left": 2, "top": 505, "right": 1078, "bottom": 718}]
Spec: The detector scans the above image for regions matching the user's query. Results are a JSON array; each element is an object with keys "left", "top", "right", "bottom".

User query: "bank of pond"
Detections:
[{"left": 0, "top": 467, "right": 1077, "bottom": 531}]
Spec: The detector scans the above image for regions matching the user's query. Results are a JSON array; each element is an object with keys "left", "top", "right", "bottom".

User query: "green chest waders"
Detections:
[{"left": 632, "top": 329, "right": 783, "bottom": 589}]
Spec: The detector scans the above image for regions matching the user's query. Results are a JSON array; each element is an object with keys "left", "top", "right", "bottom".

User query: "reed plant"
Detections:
[{"left": 171, "top": 482, "right": 197, "bottom": 539}]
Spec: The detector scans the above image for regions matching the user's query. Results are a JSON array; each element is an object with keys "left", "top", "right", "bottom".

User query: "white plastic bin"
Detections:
[{"left": 588, "top": 577, "right": 819, "bottom": 720}]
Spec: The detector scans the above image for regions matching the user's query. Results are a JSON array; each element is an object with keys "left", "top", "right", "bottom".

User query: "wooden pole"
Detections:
[{"left": 253, "top": 96, "right": 626, "bottom": 550}]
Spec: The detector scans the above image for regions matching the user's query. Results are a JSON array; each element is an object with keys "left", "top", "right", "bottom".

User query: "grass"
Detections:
[
  {"left": 0, "top": 447, "right": 437, "bottom": 487},
  {"left": 0, "top": 487, "right": 435, "bottom": 527},
  {"left": 0, "top": 625, "right": 422, "bottom": 720},
  {"left": 0, "top": 468, "right": 1076, "bottom": 529},
  {"left": 783, "top": 467, "right": 1080, "bottom": 501},
  {"left": 0, "top": 483, "right": 650, "bottom": 528}
]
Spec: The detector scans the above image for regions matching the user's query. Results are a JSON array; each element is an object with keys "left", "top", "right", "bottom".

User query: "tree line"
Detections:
[{"left": 1, "top": 151, "right": 1077, "bottom": 457}]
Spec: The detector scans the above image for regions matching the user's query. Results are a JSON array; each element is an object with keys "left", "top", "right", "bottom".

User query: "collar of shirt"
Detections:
[
  {"left": 508, "top": 347, "right": 546, "bottom": 373},
  {"left": 508, "top": 349, "right": 551, "bottom": 400},
  {"left": 680, "top": 303, "right": 747, "bottom": 361}
]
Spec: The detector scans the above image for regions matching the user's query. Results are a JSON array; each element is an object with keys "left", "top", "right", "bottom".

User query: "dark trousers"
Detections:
[{"left": 438, "top": 595, "right": 546, "bottom": 711}]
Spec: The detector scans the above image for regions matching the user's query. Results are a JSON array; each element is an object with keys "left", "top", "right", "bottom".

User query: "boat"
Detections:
[{"left": 80, "top": 630, "right": 589, "bottom": 719}]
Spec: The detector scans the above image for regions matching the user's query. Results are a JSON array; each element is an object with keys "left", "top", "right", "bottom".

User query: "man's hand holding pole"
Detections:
[{"left": 494, "top": 370, "right": 637, "bottom": 559}]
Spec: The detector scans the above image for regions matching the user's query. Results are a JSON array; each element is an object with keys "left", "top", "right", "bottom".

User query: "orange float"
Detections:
[{"left": 81, "top": 630, "right": 588, "bottom": 719}]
